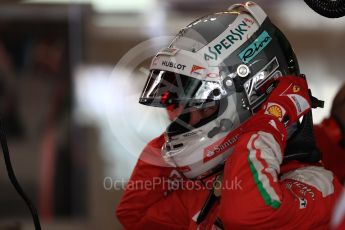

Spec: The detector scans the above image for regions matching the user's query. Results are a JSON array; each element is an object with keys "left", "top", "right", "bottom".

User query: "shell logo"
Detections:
[
  {"left": 267, "top": 105, "right": 283, "bottom": 119},
  {"left": 293, "top": 85, "right": 301, "bottom": 93}
]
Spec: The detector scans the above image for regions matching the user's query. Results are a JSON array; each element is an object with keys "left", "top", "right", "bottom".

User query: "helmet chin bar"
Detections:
[{"left": 166, "top": 98, "right": 228, "bottom": 138}]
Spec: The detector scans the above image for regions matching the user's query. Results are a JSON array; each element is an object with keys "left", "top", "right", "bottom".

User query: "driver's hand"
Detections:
[{"left": 260, "top": 75, "right": 312, "bottom": 127}]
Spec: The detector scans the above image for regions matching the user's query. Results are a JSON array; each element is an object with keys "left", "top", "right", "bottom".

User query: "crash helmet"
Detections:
[{"left": 139, "top": 1, "right": 299, "bottom": 179}]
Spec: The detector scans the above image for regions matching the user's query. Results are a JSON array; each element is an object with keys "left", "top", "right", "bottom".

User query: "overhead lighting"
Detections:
[{"left": 22, "top": 0, "right": 156, "bottom": 13}]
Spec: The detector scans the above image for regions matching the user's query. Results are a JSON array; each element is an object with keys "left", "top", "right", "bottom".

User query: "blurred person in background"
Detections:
[
  {"left": 117, "top": 2, "right": 343, "bottom": 229},
  {"left": 0, "top": 40, "right": 24, "bottom": 138},
  {"left": 315, "top": 84, "right": 345, "bottom": 184},
  {"left": 323, "top": 84, "right": 345, "bottom": 230}
]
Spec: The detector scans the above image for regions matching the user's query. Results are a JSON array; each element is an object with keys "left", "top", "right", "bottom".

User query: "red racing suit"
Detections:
[
  {"left": 117, "top": 114, "right": 343, "bottom": 229},
  {"left": 314, "top": 117, "right": 345, "bottom": 230},
  {"left": 315, "top": 118, "right": 345, "bottom": 183}
]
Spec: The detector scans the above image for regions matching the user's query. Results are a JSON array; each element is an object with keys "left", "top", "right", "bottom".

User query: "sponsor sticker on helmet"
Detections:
[
  {"left": 161, "top": 60, "right": 187, "bottom": 70},
  {"left": 199, "top": 15, "right": 258, "bottom": 65},
  {"left": 203, "top": 127, "right": 242, "bottom": 163},
  {"left": 239, "top": 30, "right": 272, "bottom": 64},
  {"left": 206, "top": 73, "right": 219, "bottom": 78},
  {"left": 190, "top": 65, "right": 206, "bottom": 76}
]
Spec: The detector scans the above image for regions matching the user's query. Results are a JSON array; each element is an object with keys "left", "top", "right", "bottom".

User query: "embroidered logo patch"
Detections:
[
  {"left": 267, "top": 105, "right": 283, "bottom": 118},
  {"left": 265, "top": 102, "right": 286, "bottom": 120},
  {"left": 293, "top": 85, "right": 301, "bottom": 93}
]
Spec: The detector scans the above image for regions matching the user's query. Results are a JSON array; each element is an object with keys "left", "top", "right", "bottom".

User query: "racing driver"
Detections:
[{"left": 117, "top": 2, "right": 343, "bottom": 229}]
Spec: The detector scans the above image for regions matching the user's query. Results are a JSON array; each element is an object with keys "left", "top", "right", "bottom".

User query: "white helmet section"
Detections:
[
  {"left": 149, "top": 48, "right": 219, "bottom": 81},
  {"left": 228, "top": 1, "right": 267, "bottom": 25},
  {"left": 197, "top": 11, "right": 261, "bottom": 66},
  {"left": 162, "top": 93, "right": 243, "bottom": 180},
  {"left": 150, "top": 4, "right": 266, "bottom": 77}
]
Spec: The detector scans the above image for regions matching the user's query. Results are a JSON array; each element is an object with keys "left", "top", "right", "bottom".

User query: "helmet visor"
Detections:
[{"left": 139, "top": 70, "right": 225, "bottom": 108}]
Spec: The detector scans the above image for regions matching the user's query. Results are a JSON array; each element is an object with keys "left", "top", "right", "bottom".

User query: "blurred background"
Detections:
[{"left": 0, "top": 0, "right": 344, "bottom": 229}]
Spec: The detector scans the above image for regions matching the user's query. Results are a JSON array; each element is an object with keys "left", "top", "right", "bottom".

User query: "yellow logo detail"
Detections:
[
  {"left": 293, "top": 85, "right": 301, "bottom": 93},
  {"left": 267, "top": 105, "right": 283, "bottom": 118}
]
